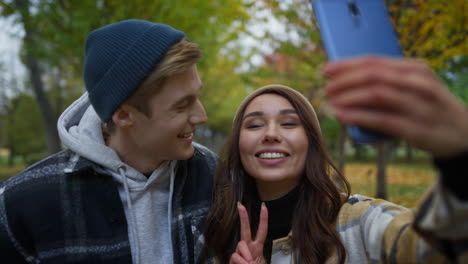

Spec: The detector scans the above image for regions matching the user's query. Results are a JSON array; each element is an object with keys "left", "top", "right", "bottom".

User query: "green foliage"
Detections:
[
  {"left": 438, "top": 55, "right": 468, "bottom": 103},
  {"left": 388, "top": 0, "right": 468, "bottom": 69},
  {"left": 246, "top": 0, "right": 328, "bottom": 101},
  {"left": 320, "top": 116, "right": 341, "bottom": 148},
  {"left": 0, "top": 0, "right": 255, "bottom": 157},
  {"left": 1, "top": 92, "right": 48, "bottom": 163},
  {"left": 25, "top": 0, "right": 251, "bottom": 74},
  {"left": 2, "top": 0, "right": 464, "bottom": 160},
  {"left": 0, "top": 1, "right": 15, "bottom": 16},
  {"left": 200, "top": 55, "right": 249, "bottom": 133}
]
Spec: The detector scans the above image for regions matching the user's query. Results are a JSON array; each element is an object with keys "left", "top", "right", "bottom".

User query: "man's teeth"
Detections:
[
  {"left": 180, "top": 133, "right": 192, "bottom": 138},
  {"left": 258, "top": 152, "right": 286, "bottom": 159}
]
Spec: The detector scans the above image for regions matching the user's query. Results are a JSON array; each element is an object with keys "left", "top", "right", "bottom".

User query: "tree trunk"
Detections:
[
  {"left": 376, "top": 142, "right": 388, "bottom": 199},
  {"left": 17, "top": 0, "right": 61, "bottom": 154},
  {"left": 331, "top": 123, "right": 347, "bottom": 189},
  {"left": 24, "top": 53, "right": 61, "bottom": 154},
  {"left": 4, "top": 97, "right": 20, "bottom": 168},
  {"left": 405, "top": 142, "right": 413, "bottom": 162},
  {"left": 7, "top": 145, "right": 15, "bottom": 168},
  {"left": 337, "top": 123, "right": 347, "bottom": 175},
  {"left": 354, "top": 143, "right": 364, "bottom": 161}
]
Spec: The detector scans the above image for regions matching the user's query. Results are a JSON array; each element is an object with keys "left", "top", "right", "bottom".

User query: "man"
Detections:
[{"left": 0, "top": 19, "right": 217, "bottom": 264}]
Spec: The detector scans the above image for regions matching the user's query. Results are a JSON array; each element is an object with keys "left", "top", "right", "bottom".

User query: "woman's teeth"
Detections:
[{"left": 258, "top": 152, "right": 286, "bottom": 159}]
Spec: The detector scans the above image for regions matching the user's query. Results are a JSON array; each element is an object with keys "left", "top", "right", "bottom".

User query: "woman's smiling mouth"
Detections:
[{"left": 257, "top": 152, "right": 288, "bottom": 159}]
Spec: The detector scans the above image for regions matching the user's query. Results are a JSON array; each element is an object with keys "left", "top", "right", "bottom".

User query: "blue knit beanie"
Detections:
[{"left": 83, "top": 19, "right": 185, "bottom": 122}]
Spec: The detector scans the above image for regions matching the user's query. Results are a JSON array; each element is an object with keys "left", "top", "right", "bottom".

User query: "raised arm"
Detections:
[{"left": 324, "top": 56, "right": 468, "bottom": 263}]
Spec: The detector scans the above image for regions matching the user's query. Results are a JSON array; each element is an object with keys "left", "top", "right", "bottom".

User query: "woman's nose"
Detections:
[{"left": 261, "top": 125, "right": 282, "bottom": 143}]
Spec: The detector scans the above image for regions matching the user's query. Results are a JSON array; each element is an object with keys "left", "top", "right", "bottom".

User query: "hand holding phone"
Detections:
[{"left": 312, "top": 0, "right": 403, "bottom": 143}]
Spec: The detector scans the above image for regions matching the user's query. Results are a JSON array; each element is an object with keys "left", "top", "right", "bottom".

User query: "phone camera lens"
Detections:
[{"left": 348, "top": 2, "right": 360, "bottom": 16}]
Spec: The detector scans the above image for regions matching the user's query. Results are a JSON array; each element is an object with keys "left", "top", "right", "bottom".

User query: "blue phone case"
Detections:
[{"left": 312, "top": 0, "right": 403, "bottom": 143}]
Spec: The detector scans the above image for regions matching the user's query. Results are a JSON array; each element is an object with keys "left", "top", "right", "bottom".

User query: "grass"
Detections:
[
  {"left": 345, "top": 162, "right": 436, "bottom": 208},
  {"left": 0, "top": 164, "right": 26, "bottom": 183}
]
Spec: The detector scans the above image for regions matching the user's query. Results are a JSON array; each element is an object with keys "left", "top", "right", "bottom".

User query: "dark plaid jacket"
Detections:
[{"left": 0, "top": 145, "right": 217, "bottom": 264}]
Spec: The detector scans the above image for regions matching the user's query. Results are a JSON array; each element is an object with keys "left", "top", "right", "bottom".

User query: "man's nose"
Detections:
[{"left": 189, "top": 100, "right": 207, "bottom": 125}]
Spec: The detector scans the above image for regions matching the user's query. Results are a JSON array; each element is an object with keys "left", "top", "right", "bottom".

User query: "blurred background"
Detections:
[{"left": 0, "top": 0, "right": 466, "bottom": 207}]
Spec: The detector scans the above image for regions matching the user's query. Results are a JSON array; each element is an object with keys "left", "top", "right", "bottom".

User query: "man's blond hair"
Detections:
[
  {"left": 104, "top": 38, "right": 201, "bottom": 134},
  {"left": 126, "top": 38, "right": 202, "bottom": 114}
]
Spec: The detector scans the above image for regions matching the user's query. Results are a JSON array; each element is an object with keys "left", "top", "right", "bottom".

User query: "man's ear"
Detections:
[{"left": 111, "top": 104, "right": 135, "bottom": 128}]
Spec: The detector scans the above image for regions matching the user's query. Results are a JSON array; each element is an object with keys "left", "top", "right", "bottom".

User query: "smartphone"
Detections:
[{"left": 312, "top": 0, "right": 403, "bottom": 143}]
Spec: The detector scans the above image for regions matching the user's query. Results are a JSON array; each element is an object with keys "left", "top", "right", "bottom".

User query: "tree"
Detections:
[
  {"left": 252, "top": 0, "right": 467, "bottom": 198},
  {"left": 1, "top": 95, "right": 23, "bottom": 165},
  {"left": 248, "top": 0, "right": 327, "bottom": 98},
  {"left": 245, "top": 0, "right": 347, "bottom": 172},
  {"left": 0, "top": 61, "right": 6, "bottom": 154},
  {"left": 375, "top": 0, "right": 468, "bottom": 197},
  {"left": 0, "top": 83, "right": 47, "bottom": 165},
  {"left": 7, "top": 93, "right": 47, "bottom": 163},
  {"left": 378, "top": 0, "right": 468, "bottom": 194},
  {"left": 1, "top": 0, "right": 61, "bottom": 154},
  {"left": 388, "top": 0, "right": 467, "bottom": 69},
  {"left": 439, "top": 55, "right": 468, "bottom": 102},
  {"left": 0, "top": 0, "right": 254, "bottom": 157}
]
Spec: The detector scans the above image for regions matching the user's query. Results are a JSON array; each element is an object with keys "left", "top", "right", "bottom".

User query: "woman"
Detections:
[
  {"left": 204, "top": 57, "right": 468, "bottom": 263},
  {"left": 205, "top": 84, "right": 349, "bottom": 264}
]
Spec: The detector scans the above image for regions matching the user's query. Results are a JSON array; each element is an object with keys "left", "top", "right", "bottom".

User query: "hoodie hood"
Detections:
[
  {"left": 58, "top": 92, "right": 174, "bottom": 188},
  {"left": 58, "top": 92, "right": 120, "bottom": 171}
]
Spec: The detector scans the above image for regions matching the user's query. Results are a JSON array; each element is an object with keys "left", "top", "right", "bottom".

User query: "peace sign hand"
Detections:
[{"left": 229, "top": 202, "right": 269, "bottom": 264}]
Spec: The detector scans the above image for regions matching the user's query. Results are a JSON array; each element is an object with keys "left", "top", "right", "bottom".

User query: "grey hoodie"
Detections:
[{"left": 58, "top": 92, "right": 175, "bottom": 264}]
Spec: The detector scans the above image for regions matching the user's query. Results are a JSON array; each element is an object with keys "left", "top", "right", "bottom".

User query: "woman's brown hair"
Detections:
[{"left": 204, "top": 84, "right": 350, "bottom": 263}]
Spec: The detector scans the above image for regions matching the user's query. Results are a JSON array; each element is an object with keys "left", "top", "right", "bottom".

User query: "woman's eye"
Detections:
[
  {"left": 246, "top": 124, "right": 262, "bottom": 129},
  {"left": 244, "top": 121, "right": 264, "bottom": 129},
  {"left": 282, "top": 122, "right": 297, "bottom": 127}
]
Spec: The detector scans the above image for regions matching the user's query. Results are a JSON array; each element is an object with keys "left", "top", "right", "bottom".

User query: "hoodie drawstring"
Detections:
[
  {"left": 118, "top": 165, "right": 140, "bottom": 264},
  {"left": 167, "top": 161, "right": 176, "bottom": 255}
]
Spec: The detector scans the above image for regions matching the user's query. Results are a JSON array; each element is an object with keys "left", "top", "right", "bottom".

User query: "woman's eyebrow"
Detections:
[
  {"left": 279, "top": 109, "right": 297, "bottom": 115},
  {"left": 243, "top": 109, "right": 296, "bottom": 119},
  {"left": 243, "top": 111, "right": 263, "bottom": 119}
]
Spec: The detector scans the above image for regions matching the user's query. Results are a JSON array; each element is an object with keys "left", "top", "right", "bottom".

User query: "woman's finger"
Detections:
[
  {"left": 323, "top": 57, "right": 434, "bottom": 80},
  {"left": 325, "top": 64, "right": 440, "bottom": 102},
  {"left": 255, "top": 202, "right": 269, "bottom": 245},
  {"left": 333, "top": 105, "right": 468, "bottom": 158},
  {"left": 229, "top": 252, "right": 249, "bottom": 264},
  {"left": 254, "top": 256, "right": 267, "bottom": 264},
  {"left": 236, "top": 241, "right": 253, "bottom": 262},
  {"left": 238, "top": 202, "right": 252, "bottom": 243},
  {"left": 328, "top": 84, "right": 434, "bottom": 125}
]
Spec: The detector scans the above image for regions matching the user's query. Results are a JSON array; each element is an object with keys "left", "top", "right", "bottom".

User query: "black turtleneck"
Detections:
[{"left": 251, "top": 186, "right": 300, "bottom": 260}]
